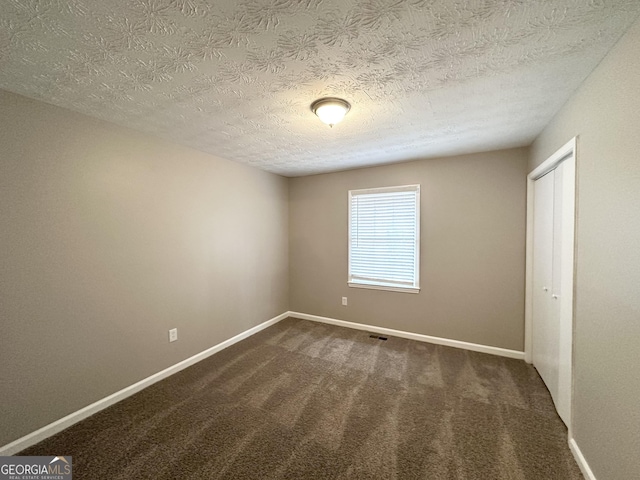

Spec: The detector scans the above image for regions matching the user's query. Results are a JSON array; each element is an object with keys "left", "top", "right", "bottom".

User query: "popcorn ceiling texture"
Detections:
[{"left": 1, "top": 0, "right": 639, "bottom": 176}]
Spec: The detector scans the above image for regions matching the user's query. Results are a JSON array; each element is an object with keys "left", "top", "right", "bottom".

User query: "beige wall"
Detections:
[
  {"left": 0, "top": 90, "right": 289, "bottom": 447},
  {"left": 529, "top": 19, "right": 640, "bottom": 480},
  {"left": 289, "top": 148, "right": 528, "bottom": 351}
]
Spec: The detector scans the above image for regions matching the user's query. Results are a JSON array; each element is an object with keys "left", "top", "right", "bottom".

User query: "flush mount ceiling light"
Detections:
[{"left": 311, "top": 97, "right": 351, "bottom": 127}]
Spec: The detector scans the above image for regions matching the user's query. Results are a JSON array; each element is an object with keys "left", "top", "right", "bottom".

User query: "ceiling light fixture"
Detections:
[{"left": 311, "top": 97, "right": 351, "bottom": 127}]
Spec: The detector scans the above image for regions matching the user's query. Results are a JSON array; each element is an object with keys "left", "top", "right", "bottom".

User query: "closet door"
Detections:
[
  {"left": 532, "top": 170, "right": 561, "bottom": 409},
  {"left": 554, "top": 160, "right": 573, "bottom": 426},
  {"left": 527, "top": 140, "right": 575, "bottom": 429}
]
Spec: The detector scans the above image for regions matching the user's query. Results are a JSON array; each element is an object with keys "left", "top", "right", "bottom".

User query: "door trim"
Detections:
[{"left": 524, "top": 137, "right": 577, "bottom": 431}]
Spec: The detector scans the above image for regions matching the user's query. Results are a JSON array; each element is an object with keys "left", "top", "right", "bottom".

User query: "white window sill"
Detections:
[{"left": 348, "top": 282, "right": 420, "bottom": 294}]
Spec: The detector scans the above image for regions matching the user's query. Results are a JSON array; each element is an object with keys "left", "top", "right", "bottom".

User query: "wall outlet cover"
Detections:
[{"left": 169, "top": 328, "right": 178, "bottom": 342}]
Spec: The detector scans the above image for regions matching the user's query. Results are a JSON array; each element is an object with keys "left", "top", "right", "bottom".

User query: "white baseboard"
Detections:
[
  {"left": 288, "top": 311, "right": 525, "bottom": 360},
  {"left": 1, "top": 310, "right": 525, "bottom": 455},
  {"left": 0, "top": 312, "right": 289, "bottom": 456},
  {"left": 569, "top": 437, "right": 597, "bottom": 480}
]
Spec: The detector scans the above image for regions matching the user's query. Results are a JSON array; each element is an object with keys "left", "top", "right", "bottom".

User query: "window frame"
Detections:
[{"left": 348, "top": 184, "right": 421, "bottom": 294}]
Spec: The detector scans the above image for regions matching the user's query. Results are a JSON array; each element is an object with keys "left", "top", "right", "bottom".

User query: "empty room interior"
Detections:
[{"left": 1, "top": 1, "right": 639, "bottom": 479}]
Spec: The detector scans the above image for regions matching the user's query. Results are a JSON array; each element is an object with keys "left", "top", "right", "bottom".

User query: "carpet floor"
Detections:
[{"left": 21, "top": 317, "right": 583, "bottom": 479}]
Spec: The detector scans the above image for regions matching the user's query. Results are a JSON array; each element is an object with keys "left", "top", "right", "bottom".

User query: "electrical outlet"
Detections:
[
  {"left": 342, "top": 297, "right": 348, "bottom": 306},
  {"left": 169, "top": 328, "right": 178, "bottom": 343}
]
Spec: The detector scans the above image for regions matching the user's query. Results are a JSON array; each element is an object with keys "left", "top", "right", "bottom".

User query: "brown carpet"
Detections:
[{"left": 21, "top": 317, "right": 583, "bottom": 479}]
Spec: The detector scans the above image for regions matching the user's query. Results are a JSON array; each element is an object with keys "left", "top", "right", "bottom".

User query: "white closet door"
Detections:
[
  {"left": 526, "top": 139, "right": 576, "bottom": 429},
  {"left": 555, "top": 160, "right": 574, "bottom": 426},
  {"left": 532, "top": 170, "right": 561, "bottom": 409}
]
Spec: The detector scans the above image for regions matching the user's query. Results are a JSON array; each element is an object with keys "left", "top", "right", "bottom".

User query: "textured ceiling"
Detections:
[{"left": 1, "top": 1, "right": 639, "bottom": 176}]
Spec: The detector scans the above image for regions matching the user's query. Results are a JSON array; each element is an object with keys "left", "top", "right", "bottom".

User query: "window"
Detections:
[{"left": 348, "top": 184, "right": 420, "bottom": 293}]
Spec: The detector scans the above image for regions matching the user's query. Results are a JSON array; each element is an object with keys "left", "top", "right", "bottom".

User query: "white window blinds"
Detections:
[{"left": 348, "top": 185, "right": 420, "bottom": 293}]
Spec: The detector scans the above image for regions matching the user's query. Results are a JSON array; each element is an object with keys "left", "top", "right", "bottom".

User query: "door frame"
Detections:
[{"left": 524, "top": 137, "right": 577, "bottom": 429}]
